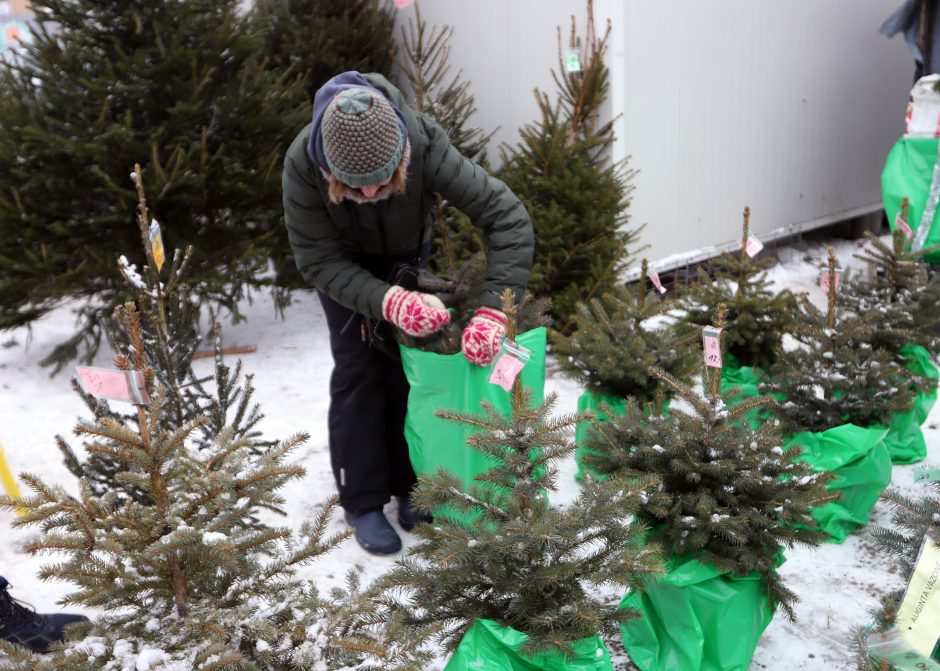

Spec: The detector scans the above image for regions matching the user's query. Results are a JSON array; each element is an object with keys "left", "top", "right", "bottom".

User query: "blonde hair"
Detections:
[{"left": 327, "top": 164, "right": 408, "bottom": 204}]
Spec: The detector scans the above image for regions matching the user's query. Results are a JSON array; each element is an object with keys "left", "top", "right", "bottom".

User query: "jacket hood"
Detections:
[{"left": 307, "top": 71, "right": 409, "bottom": 172}]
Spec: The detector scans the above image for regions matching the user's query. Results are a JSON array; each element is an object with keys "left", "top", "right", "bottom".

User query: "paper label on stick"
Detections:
[
  {"left": 743, "top": 235, "right": 764, "bottom": 257},
  {"left": 702, "top": 326, "right": 722, "bottom": 368},
  {"left": 488, "top": 339, "right": 531, "bottom": 392},
  {"left": 76, "top": 367, "right": 149, "bottom": 405},
  {"left": 649, "top": 269, "right": 667, "bottom": 294},
  {"left": 896, "top": 529, "right": 940, "bottom": 657},
  {"left": 897, "top": 213, "right": 914, "bottom": 240},
  {"left": 489, "top": 354, "right": 524, "bottom": 392},
  {"left": 565, "top": 49, "right": 581, "bottom": 73},
  {"left": 819, "top": 269, "right": 841, "bottom": 293},
  {"left": 149, "top": 220, "right": 165, "bottom": 272}
]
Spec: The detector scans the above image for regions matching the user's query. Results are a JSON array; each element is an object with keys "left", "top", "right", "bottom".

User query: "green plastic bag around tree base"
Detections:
[
  {"left": 719, "top": 362, "right": 765, "bottom": 429},
  {"left": 620, "top": 556, "right": 777, "bottom": 671},
  {"left": 883, "top": 136, "right": 940, "bottom": 264},
  {"left": 573, "top": 391, "right": 626, "bottom": 482},
  {"left": 884, "top": 344, "right": 939, "bottom": 465},
  {"left": 400, "top": 328, "right": 547, "bottom": 489},
  {"left": 444, "top": 618, "right": 613, "bottom": 671},
  {"left": 784, "top": 424, "right": 891, "bottom": 543}
]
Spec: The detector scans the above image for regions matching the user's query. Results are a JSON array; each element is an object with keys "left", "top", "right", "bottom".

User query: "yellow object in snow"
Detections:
[{"left": 0, "top": 439, "right": 23, "bottom": 515}]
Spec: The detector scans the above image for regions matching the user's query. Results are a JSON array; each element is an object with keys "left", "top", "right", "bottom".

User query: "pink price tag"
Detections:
[
  {"left": 649, "top": 270, "right": 667, "bottom": 294},
  {"left": 819, "top": 270, "right": 841, "bottom": 293},
  {"left": 393, "top": 0, "right": 413, "bottom": 8},
  {"left": 896, "top": 213, "right": 913, "bottom": 240},
  {"left": 702, "top": 326, "right": 722, "bottom": 369},
  {"left": 489, "top": 353, "right": 525, "bottom": 392},
  {"left": 75, "top": 367, "right": 149, "bottom": 405},
  {"left": 742, "top": 235, "right": 763, "bottom": 258}
]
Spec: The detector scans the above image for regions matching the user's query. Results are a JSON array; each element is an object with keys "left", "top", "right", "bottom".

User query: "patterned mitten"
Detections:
[
  {"left": 382, "top": 286, "right": 451, "bottom": 337},
  {"left": 461, "top": 308, "right": 507, "bottom": 366}
]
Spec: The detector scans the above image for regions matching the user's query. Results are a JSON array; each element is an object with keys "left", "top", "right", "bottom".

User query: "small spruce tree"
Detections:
[
  {"left": 553, "top": 258, "right": 697, "bottom": 400},
  {"left": 0, "top": 303, "right": 430, "bottom": 670},
  {"left": 497, "top": 5, "right": 641, "bottom": 331},
  {"left": 383, "top": 291, "right": 663, "bottom": 656},
  {"left": 851, "top": 482, "right": 940, "bottom": 669},
  {"left": 583, "top": 310, "right": 835, "bottom": 618},
  {"left": 840, "top": 199, "right": 940, "bottom": 354},
  {"left": 675, "top": 207, "right": 800, "bottom": 370},
  {"left": 59, "top": 167, "right": 270, "bottom": 504},
  {"left": 762, "top": 248, "right": 918, "bottom": 437}
]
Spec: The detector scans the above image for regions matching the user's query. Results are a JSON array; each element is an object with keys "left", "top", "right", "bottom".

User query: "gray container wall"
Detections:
[{"left": 395, "top": 0, "right": 915, "bottom": 270}]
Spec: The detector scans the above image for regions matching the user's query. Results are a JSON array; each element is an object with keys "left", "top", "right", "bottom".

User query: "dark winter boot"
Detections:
[
  {"left": 344, "top": 509, "right": 402, "bottom": 555},
  {"left": 396, "top": 495, "right": 432, "bottom": 532},
  {"left": 0, "top": 577, "right": 88, "bottom": 653}
]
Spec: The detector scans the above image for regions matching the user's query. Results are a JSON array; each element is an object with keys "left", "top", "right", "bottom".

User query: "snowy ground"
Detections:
[{"left": 0, "top": 231, "right": 923, "bottom": 669}]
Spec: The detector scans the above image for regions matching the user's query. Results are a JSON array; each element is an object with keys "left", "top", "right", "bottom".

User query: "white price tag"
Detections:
[
  {"left": 743, "top": 235, "right": 763, "bottom": 258},
  {"left": 897, "top": 529, "right": 940, "bottom": 657},
  {"left": 565, "top": 49, "right": 581, "bottom": 73}
]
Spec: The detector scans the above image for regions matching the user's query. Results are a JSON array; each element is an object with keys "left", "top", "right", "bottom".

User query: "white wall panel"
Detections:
[{"left": 399, "top": 1, "right": 913, "bottom": 267}]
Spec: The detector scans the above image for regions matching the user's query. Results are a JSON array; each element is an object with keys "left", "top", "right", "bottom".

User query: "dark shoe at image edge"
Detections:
[{"left": 0, "top": 576, "right": 88, "bottom": 653}]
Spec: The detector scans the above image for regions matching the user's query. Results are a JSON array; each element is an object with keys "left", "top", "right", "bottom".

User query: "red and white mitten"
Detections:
[
  {"left": 382, "top": 286, "right": 451, "bottom": 337},
  {"left": 461, "top": 308, "right": 507, "bottom": 366}
]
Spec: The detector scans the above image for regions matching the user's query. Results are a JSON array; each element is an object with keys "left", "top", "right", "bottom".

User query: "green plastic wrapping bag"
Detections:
[
  {"left": 573, "top": 391, "right": 626, "bottom": 482},
  {"left": 400, "top": 328, "right": 547, "bottom": 488},
  {"left": 883, "top": 136, "right": 940, "bottom": 263},
  {"left": 444, "top": 619, "right": 613, "bottom": 671},
  {"left": 884, "top": 343, "right": 939, "bottom": 465},
  {"left": 784, "top": 424, "right": 891, "bottom": 543},
  {"left": 620, "top": 556, "right": 777, "bottom": 671},
  {"left": 719, "top": 363, "right": 765, "bottom": 429}
]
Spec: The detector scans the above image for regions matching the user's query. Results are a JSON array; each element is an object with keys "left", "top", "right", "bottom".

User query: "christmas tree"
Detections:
[
  {"left": 840, "top": 200, "right": 940, "bottom": 354},
  {"left": 0, "top": 0, "right": 307, "bottom": 366},
  {"left": 252, "top": 0, "right": 395, "bottom": 104},
  {"left": 553, "top": 258, "right": 697, "bottom": 400},
  {"left": 675, "top": 207, "right": 800, "bottom": 371},
  {"left": 59, "top": 167, "right": 270, "bottom": 505},
  {"left": 0, "top": 306, "right": 430, "bottom": 670},
  {"left": 396, "top": 0, "right": 494, "bottom": 277},
  {"left": 762, "top": 248, "right": 918, "bottom": 437},
  {"left": 582, "top": 312, "right": 835, "bottom": 617},
  {"left": 383, "top": 292, "right": 662, "bottom": 657},
  {"left": 851, "top": 482, "right": 940, "bottom": 669},
  {"left": 497, "top": 3, "right": 641, "bottom": 332}
]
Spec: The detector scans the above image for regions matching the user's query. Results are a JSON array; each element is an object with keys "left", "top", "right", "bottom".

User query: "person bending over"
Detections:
[{"left": 282, "top": 71, "right": 533, "bottom": 554}]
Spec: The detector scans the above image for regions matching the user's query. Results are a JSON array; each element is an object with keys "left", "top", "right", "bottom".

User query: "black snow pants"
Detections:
[{"left": 316, "top": 252, "right": 425, "bottom": 513}]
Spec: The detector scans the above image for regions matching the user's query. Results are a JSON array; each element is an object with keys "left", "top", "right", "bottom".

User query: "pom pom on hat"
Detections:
[{"left": 321, "top": 88, "right": 405, "bottom": 188}]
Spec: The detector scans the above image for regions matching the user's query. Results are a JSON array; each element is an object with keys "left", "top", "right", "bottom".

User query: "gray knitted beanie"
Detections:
[{"left": 321, "top": 88, "right": 405, "bottom": 188}]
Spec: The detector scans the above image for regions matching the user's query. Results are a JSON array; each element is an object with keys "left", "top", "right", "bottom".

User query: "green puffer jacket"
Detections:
[{"left": 282, "top": 73, "right": 534, "bottom": 320}]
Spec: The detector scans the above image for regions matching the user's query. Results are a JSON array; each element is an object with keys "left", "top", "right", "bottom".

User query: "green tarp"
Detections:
[
  {"left": 884, "top": 344, "right": 939, "bottom": 465},
  {"left": 883, "top": 135, "right": 940, "bottom": 263},
  {"left": 445, "top": 618, "right": 613, "bottom": 671},
  {"left": 620, "top": 556, "right": 776, "bottom": 671},
  {"left": 784, "top": 424, "right": 892, "bottom": 543},
  {"left": 400, "top": 328, "right": 547, "bottom": 487}
]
